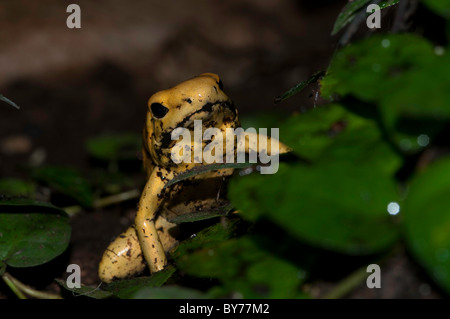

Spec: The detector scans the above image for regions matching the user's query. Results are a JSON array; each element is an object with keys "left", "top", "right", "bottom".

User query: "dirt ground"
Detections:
[{"left": 0, "top": 0, "right": 444, "bottom": 298}]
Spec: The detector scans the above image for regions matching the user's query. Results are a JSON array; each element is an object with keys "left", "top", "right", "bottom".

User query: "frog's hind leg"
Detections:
[
  {"left": 98, "top": 216, "right": 178, "bottom": 283},
  {"left": 98, "top": 225, "right": 145, "bottom": 283}
]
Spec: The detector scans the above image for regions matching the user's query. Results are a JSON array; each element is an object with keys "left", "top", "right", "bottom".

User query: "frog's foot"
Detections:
[
  {"left": 98, "top": 225, "right": 145, "bottom": 283},
  {"left": 98, "top": 217, "right": 178, "bottom": 283}
]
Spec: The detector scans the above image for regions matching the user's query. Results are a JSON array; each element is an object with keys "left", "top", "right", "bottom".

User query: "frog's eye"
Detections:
[
  {"left": 151, "top": 103, "right": 169, "bottom": 119},
  {"left": 217, "top": 79, "right": 224, "bottom": 90}
]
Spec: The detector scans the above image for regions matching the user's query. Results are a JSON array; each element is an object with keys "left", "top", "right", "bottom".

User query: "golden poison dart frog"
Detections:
[{"left": 98, "top": 73, "right": 289, "bottom": 282}]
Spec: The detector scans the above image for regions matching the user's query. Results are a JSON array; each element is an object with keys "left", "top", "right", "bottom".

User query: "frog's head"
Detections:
[{"left": 144, "top": 73, "right": 239, "bottom": 168}]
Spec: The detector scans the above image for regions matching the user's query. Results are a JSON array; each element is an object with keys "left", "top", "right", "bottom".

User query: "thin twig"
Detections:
[
  {"left": 322, "top": 266, "right": 369, "bottom": 299},
  {"left": 2, "top": 272, "right": 62, "bottom": 299}
]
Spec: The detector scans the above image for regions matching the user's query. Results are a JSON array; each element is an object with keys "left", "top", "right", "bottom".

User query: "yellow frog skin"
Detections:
[{"left": 98, "top": 73, "right": 289, "bottom": 283}]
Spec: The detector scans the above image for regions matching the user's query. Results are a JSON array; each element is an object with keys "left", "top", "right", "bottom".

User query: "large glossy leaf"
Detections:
[
  {"left": 403, "top": 158, "right": 450, "bottom": 294},
  {"left": 0, "top": 199, "right": 70, "bottom": 268},
  {"left": 105, "top": 266, "right": 176, "bottom": 298},
  {"left": 229, "top": 161, "right": 399, "bottom": 255},
  {"left": 321, "top": 34, "right": 449, "bottom": 153}
]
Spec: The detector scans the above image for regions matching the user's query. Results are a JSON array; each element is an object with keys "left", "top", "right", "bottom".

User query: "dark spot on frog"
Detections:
[
  {"left": 213, "top": 86, "right": 218, "bottom": 94},
  {"left": 160, "top": 131, "right": 174, "bottom": 149},
  {"left": 184, "top": 98, "right": 192, "bottom": 104},
  {"left": 156, "top": 171, "right": 166, "bottom": 181}
]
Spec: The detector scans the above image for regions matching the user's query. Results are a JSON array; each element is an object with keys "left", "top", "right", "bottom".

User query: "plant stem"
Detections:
[
  {"left": 64, "top": 188, "right": 141, "bottom": 216},
  {"left": 322, "top": 266, "right": 369, "bottom": 299},
  {"left": 2, "top": 272, "right": 62, "bottom": 299},
  {"left": 2, "top": 273, "right": 27, "bottom": 299}
]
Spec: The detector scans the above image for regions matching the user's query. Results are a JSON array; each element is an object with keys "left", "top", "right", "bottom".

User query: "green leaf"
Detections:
[
  {"left": 403, "top": 158, "right": 450, "bottom": 294},
  {"left": 331, "top": 0, "right": 399, "bottom": 36},
  {"left": 332, "top": 0, "right": 371, "bottom": 36},
  {"left": 0, "top": 199, "right": 70, "bottom": 268},
  {"left": 86, "top": 132, "right": 142, "bottom": 161},
  {"left": 57, "top": 266, "right": 176, "bottom": 299},
  {"left": 171, "top": 219, "right": 241, "bottom": 262},
  {"left": 321, "top": 34, "right": 436, "bottom": 102},
  {"left": 422, "top": 0, "right": 450, "bottom": 19},
  {"left": 104, "top": 266, "right": 176, "bottom": 298},
  {"left": 321, "top": 34, "right": 449, "bottom": 153},
  {"left": 133, "top": 286, "right": 206, "bottom": 299},
  {"left": 0, "top": 197, "right": 65, "bottom": 212},
  {"left": 229, "top": 160, "right": 400, "bottom": 255},
  {"left": 275, "top": 71, "right": 325, "bottom": 103},
  {"left": 280, "top": 104, "right": 376, "bottom": 162},
  {"left": 56, "top": 280, "right": 114, "bottom": 299},
  {"left": 164, "top": 162, "right": 253, "bottom": 189},
  {"left": 0, "top": 94, "right": 19, "bottom": 109},
  {"left": 32, "top": 166, "right": 94, "bottom": 208},
  {"left": 0, "top": 179, "right": 35, "bottom": 197},
  {"left": 174, "top": 236, "right": 306, "bottom": 298}
]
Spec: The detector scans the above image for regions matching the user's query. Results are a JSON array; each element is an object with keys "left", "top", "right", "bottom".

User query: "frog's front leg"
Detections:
[{"left": 135, "top": 166, "right": 174, "bottom": 273}]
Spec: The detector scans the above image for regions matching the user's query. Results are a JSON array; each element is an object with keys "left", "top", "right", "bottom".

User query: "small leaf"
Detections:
[
  {"left": 56, "top": 280, "right": 113, "bottom": 299},
  {"left": 0, "top": 94, "right": 19, "bottom": 109},
  {"left": 275, "top": 71, "right": 325, "bottom": 103},
  {"left": 331, "top": 0, "right": 371, "bottom": 35},
  {"left": 164, "top": 162, "right": 254, "bottom": 189},
  {"left": 379, "top": 0, "right": 400, "bottom": 9},
  {"left": 320, "top": 34, "right": 448, "bottom": 154},
  {"left": 32, "top": 166, "right": 94, "bottom": 208},
  {"left": 0, "top": 199, "right": 71, "bottom": 268},
  {"left": 229, "top": 160, "right": 400, "bottom": 255},
  {"left": 167, "top": 203, "right": 233, "bottom": 224},
  {"left": 0, "top": 179, "right": 35, "bottom": 197},
  {"left": 422, "top": 0, "right": 450, "bottom": 19},
  {"left": 174, "top": 236, "right": 307, "bottom": 298}
]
